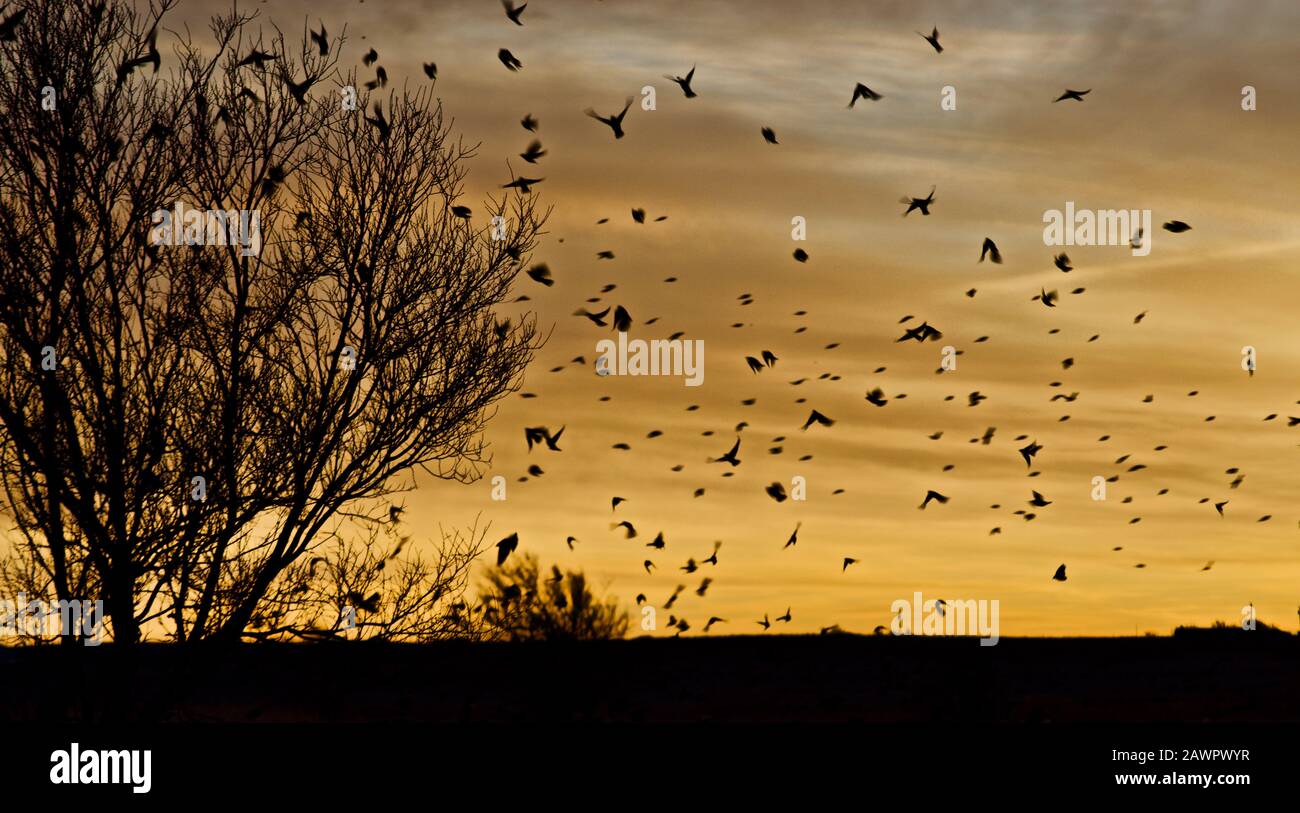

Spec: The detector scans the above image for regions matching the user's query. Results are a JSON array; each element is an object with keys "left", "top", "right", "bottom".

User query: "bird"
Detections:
[
  {"left": 612, "top": 305, "right": 632, "bottom": 332},
  {"left": 1054, "top": 253, "right": 1073, "bottom": 272},
  {"left": 1037, "top": 288, "right": 1058, "bottom": 307},
  {"left": 365, "top": 102, "right": 391, "bottom": 142},
  {"left": 347, "top": 591, "right": 381, "bottom": 613},
  {"left": 310, "top": 24, "right": 329, "bottom": 56},
  {"left": 502, "top": 0, "right": 527, "bottom": 25},
  {"left": 848, "top": 83, "right": 883, "bottom": 107},
  {"left": 784, "top": 523, "right": 800, "bottom": 549},
  {"left": 711, "top": 438, "right": 741, "bottom": 467},
  {"left": 525, "top": 264, "right": 553, "bottom": 286},
  {"left": 793, "top": 248, "right": 809, "bottom": 263},
  {"left": 1215, "top": 501, "right": 1228, "bottom": 516},
  {"left": 238, "top": 49, "right": 277, "bottom": 69},
  {"left": 865, "top": 387, "right": 888, "bottom": 407},
  {"left": 901, "top": 186, "right": 936, "bottom": 216},
  {"left": 498, "top": 48, "right": 523, "bottom": 71},
  {"left": 1052, "top": 564, "right": 1067, "bottom": 581},
  {"left": 520, "top": 140, "right": 546, "bottom": 163},
  {"left": 666, "top": 65, "right": 697, "bottom": 98},
  {"left": 502, "top": 176, "right": 544, "bottom": 193},
  {"left": 765, "top": 482, "right": 788, "bottom": 502},
  {"left": 918, "top": 26, "right": 942, "bottom": 53},
  {"left": 1019, "top": 440, "right": 1043, "bottom": 467},
  {"left": 285, "top": 75, "right": 314, "bottom": 105},
  {"left": 521, "top": 113, "right": 538, "bottom": 131},
  {"left": 421, "top": 62, "right": 437, "bottom": 80},
  {"left": 842, "top": 557, "right": 858, "bottom": 572},
  {"left": 761, "top": 127, "right": 778, "bottom": 144},
  {"left": 117, "top": 25, "right": 160, "bottom": 80},
  {"left": 574, "top": 307, "right": 611, "bottom": 327},
  {"left": 613, "top": 520, "right": 637, "bottom": 539},
  {"left": 565, "top": 536, "right": 578, "bottom": 551},
  {"left": 362, "top": 48, "right": 378, "bottom": 67},
  {"left": 1054, "top": 88, "right": 1090, "bottom": 102},
  {"left": 703, "top": 617, "right": 726, "bottom": 633},
  {"left": 1163, "top": 220, "right": 1192, "bottom": 233},
  {"left": 801, "top": 410, "right": 834, "bottom": 430},
  {"left": 919, "top": 490, "right": 949, "bottom": 509},
  {"left": 1028, "top": 490, "right": 1052, "bottom": 507},
  {"left": 495, "top": 533, "right": 518, "bottom": 565},
  {"left": 777, "top": 607, "right": 792, "bottom": 623},
  {"left": 364, "top": 66, "right": 388, "bottom": 90},
  {"left": 979, "top": 237, "right": 1002, "bottom": 264},
  {"left": 585, "top": 98, "right": 634, "bottom": 139},
  {"left": 757, "top": 614, "right": 771, "bottom": 631}
]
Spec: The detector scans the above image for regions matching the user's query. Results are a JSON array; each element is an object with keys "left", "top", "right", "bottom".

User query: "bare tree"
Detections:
[
  {"left": 478, "top": 553, "right": 630, "bottom": 642},
  {"left": 0, "top": 0, "right": 545, "bottom": 644}
]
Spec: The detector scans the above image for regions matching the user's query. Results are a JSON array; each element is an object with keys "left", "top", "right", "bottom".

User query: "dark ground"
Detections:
[{"left": 3, "top": 632, "right": 1297, "bottom": 723}]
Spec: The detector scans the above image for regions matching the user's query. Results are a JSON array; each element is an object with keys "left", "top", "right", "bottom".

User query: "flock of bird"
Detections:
[
  {"left": 85, "top": 0, "right": 1285, "bottom": 636},
  {"left": 426, "top": 4, "right": 1293, "bottom": 636}
]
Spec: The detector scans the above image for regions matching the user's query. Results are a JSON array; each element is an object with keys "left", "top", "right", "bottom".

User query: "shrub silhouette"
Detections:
[{"left": 477, "top": 553, "right": 628, "bottom": 641}]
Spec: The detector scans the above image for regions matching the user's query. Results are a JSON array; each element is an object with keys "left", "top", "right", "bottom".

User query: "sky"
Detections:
[{"left": 176, "top": 0, "right": 1300, "bottom": 636}]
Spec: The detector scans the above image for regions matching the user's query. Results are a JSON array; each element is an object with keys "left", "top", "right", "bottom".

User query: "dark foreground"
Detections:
[{"left": 3, "top": 633, "right": 1297, "bottom": 723}]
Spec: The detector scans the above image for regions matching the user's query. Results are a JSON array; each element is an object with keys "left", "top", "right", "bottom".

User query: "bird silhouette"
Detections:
[
  {"left": 503, "top": 0, "right": 527, "bottom": 25},
  {"left": 848, "top": 83, "right": 883, "bottom": 107},
  {"left": 918, "top": 26, "right": 942, "bottom": 53},
  {"left": 711, "top": 438, "right": 741, "bottom": 466},
  {"left": 666, "top": 65, "right": 697, "bottom": 98},
  {"left": 919, "top": 490, "right": 949, "bottom": 509},
  {"left": 498, "top": 48, "right": 523, "bottom": 71},
  {"left": 495, "top": 533, "right": 518, "bottom": 565},
  {"left": 1053, "top": 88, "right": 1090, "bottom": 102},
  {"left": 310, "top": 24, "right": 328, "bottom": 56},
  {"left": 520, "top": 140, "right": 546, "bottom": 163},
  {"left": 585, "top": 98, "right": 634, "bottom": 139},
  {"left": 1052, "top": 564, "right": 1067, "bottom": 581},
  {"left": 761, "top": 127, "right": 779, "bottom": 144},
  {"left": 801, "top": 409, "right": 834, "bottom": 430},
  {"left": 902, "top": 186, "right": 936, "bottom": 216},
  {"left": 979, "top": 237, "right": 1002, "bottom": 264}
]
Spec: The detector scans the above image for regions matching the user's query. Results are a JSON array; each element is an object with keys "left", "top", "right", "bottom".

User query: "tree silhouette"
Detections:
[
  {"left": 478, "top": 553, "right": 629, "bottom": 642},
  {"left": 0, "top": 1, "right": 545, "bottom": 644}
]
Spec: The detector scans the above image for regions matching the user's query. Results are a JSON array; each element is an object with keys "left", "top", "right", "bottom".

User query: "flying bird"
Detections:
[
  {"left": 495, "top": 533, "right": 518, "bottom": 566},
  {"left": 1163, "top": 220, "right": 1192, "bottom": 233},
  {"left": 848, "top": 83, "right": 883, "bottom": 107},
  {"left": 901, "top": 186, "right": 936, "bottom": 216},
  {"left": 979, "top": 237, "right": 1002, "bottom": 263},
  {"left": 711, "top": 438, "right": 741, "bottom": 467},
  {"left": 585, "top": 98, "right": 634, "bottom": 139},
  {"left": 502, "top": 0, "right": 527, "bottom": 25},
  {"left": 310, "top": 24, "right": 329, "bottom": 56},
  {"left": 1053, "top": 88, "right": 1090, "bottom": 102},
  {"left": 919, "top": 490, "right": 949, "bottom": 509},
  {"left": 1054, "top": 253, "right": 1073, "bottom": 272},
  {"left": 1019, "top": 440, "right": 1042, "bottom": 468},
  {"left": 498, "top": 48, "right": 523, "bottom": 71},
  {"left": 801, "top": 410, "right": 834, "bottom": 430},
  {"left": 761, "top": 127, "right": 778, "bottom": 144},
  {"left": 1052, "top": 564, "right": 1067, "bottom": 581},
  {"left": 666, "top": 65, "right": 697, "bottom": 98},
  {"left": 918, "top": 26, "right": 942, "bottom": 53}
]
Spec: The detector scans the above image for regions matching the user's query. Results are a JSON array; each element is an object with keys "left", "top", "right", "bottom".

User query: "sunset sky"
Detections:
[{"left": 180, "top": 0, "right": 1300, "bottom": 636}]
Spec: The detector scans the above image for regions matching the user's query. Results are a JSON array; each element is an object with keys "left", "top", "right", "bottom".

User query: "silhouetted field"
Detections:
[{"left": 2, "top": 634, "right": 1296, "bottom": 723}]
